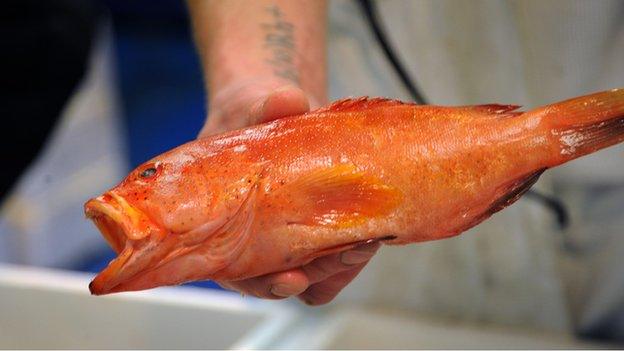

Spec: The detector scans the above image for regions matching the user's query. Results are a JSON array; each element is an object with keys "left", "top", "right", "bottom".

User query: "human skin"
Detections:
[{"left": 186, "top": 0, "right": 379, "bottom": 305}]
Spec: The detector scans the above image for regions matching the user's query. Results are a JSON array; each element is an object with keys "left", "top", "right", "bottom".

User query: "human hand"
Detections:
[
  {"left": 200, "top": 81, "right": 380, "bottom": 305},
  {"left": 198, "top": 79, "right": 320, "bottom": 137}
]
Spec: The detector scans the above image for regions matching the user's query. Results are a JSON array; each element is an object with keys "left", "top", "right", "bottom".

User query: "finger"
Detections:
[
  {"left": 298, "top": 242, "right": 380, "bottom": 306},
  {"left": 249, "top": 85, "right": 310, "bottom": 124},
  {"left": 301, "top": 242, "right": 380, "bottom": 284},
  {"left": 298, "top": 263, "right": 367, "bottom": 306},
  {"left": 216, "top": 268, "right": 310, "bottom": 299},
  {"left": 217, "top": 242, "right": 380, "bottom": 300}
]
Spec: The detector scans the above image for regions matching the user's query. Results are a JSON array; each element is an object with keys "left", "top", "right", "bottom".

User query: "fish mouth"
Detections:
[{"left": 84, "top": 192, "right": 165, "bottom": 295}]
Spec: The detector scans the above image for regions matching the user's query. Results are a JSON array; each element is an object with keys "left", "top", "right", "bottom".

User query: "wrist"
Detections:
[{"left": 198, "top": 2, "right": 327, "bottom": 109}]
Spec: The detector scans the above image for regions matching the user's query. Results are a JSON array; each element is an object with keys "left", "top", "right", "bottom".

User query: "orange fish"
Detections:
[{"left": 85, "top": 88, "right": 624, "bottom": 295}]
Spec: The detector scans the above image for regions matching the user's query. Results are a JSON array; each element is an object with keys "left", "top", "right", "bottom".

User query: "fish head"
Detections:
[{"left": 85, "top": 144, "right": 260, "bottom": 295}]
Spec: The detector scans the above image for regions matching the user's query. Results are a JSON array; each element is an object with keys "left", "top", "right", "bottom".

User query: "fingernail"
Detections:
[
  {"left": 341, "top": 249, "right": 375, "bottom": 265},
  {"left": 270, "top": 284, "right": 298, "bottom": 297}
]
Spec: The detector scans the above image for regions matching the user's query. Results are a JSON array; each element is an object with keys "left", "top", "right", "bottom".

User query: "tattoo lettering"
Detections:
[{"left": 262, "top": 5, "right": 299, "bottom": 84}]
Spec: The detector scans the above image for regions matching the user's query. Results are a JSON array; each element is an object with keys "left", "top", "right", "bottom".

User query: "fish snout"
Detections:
[
  {"left": 85, "top": 192, "right": 166, "bottom": 295},
  {"left": 85, "top": 192, "right": 163, "bottom": 252}
]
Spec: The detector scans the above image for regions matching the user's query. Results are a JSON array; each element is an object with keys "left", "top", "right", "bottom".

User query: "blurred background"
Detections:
[{"left": 1, "top": 0, "right": 624, "bottom": 349}]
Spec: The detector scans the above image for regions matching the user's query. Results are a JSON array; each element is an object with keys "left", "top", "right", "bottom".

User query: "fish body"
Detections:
[{"left": 85, "top": 89, "right": 624, "bottom": 295}]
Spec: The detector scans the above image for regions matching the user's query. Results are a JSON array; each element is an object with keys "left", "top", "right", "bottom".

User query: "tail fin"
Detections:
[{"left": 529, "top": 88, "right": 624, "bottom": 165}]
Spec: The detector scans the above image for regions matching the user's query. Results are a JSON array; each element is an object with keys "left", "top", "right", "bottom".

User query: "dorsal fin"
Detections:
[
  {"left": 313, "top": 97, "right": 416, "bottom": 113},
  {"left": 313, "top": 98, "right": 524, "bottom": 119},
  {"left": 456, "top": 104, "right": 524, "bottom": 120},
  {"left": 462, "top": 104, "right": 523, "bottom": 115}
]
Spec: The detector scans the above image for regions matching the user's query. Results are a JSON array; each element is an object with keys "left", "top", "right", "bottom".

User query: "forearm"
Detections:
[{"left": 187, "top": 0, "right": 327, "bottom": 107}]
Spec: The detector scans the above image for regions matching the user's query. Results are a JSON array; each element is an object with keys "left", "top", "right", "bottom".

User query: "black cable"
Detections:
[
  {"left": 358, "top": 0, "right": 569, "bottom": 229},
  {"left": 357, "top": 0, "right": 569, "bottom": 229},
  {"left": 524, "top": 190, "right": 569, "bottom": 229},
  {"left": 357, "top": 0, "right": 428, "bottom": 105}
]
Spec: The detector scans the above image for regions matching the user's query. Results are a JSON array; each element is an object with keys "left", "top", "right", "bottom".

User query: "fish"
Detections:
[{"left": 85, "top": 88, "right": 624, "bottom": 295}]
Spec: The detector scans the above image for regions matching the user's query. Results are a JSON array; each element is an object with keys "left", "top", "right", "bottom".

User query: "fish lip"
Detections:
[
  {"left": 85, "top": 192, "right": 159, "bottom": 246},
  {"left": 84, "top": 192, "right": 164, "bottom": 295},
  {"left": 85, "top": 195, "right": 129, "bottom": 254}
]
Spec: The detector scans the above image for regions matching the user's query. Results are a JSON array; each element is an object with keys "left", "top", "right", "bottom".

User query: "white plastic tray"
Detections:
[
  {"left": 0, "top": 264, "right": 297, "bottom": 349},
  {"left": 0, "top": 264, "right": 614, "bottom": 349}
]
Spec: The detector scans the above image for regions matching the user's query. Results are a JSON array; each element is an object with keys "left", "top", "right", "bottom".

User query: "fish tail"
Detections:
[{"left": 528, "top": 88, "right": 624, "bottom": 166}]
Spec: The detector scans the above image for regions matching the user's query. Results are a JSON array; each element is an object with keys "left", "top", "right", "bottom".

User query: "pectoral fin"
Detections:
[{"left": 278, "top": 164, "right": 402, "bottom": 228}]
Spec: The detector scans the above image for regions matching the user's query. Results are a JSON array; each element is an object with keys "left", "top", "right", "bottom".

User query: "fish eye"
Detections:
[{"left": 140, "top": 167, "right": 157, "bottom": 178}]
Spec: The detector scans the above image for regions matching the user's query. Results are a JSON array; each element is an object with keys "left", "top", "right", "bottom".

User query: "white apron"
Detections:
[{"left": 327, "top": 0, "right": 624, "bottom": 338}]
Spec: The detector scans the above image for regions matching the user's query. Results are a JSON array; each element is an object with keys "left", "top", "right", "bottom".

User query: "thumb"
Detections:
[{"left": 249, "top": 85, "right": 311, "bottom": 124}]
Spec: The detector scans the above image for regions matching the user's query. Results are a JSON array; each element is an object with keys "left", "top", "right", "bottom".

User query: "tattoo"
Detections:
[{"left": 262, "top": 5, "right": 299, "bottom": 84}]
